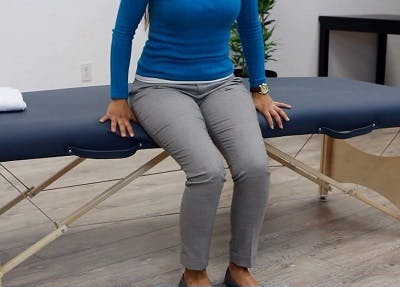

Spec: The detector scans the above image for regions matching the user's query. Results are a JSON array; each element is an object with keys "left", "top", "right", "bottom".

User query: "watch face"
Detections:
[{"left": 260, "top": 83, "right": 269, "bottom": 94}]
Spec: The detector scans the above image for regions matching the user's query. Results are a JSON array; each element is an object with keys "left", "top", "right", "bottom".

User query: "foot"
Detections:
[
  {"left": 227, "top": 262, "right": 260, "bottom": 287},
  {"left": 183, "top": 268, "right": 213, "bottom": 286}
]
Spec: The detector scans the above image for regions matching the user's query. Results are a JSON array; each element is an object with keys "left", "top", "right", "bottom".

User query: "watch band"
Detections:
[
  {"left": 250, "top": 83, "right": 270, "bottom": 95},
  {"left": 250, "top": 86, "right": 262, "bottom": 93}
]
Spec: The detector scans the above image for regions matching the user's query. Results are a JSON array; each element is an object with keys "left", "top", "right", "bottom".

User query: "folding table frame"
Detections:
[{"left": 1, "top": 134, "right": 399, "bottom": 286}]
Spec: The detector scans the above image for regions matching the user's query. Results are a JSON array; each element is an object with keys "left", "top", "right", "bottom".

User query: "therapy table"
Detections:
[{"left": 1, "top": 77, "right": 400, "bottom": 285}]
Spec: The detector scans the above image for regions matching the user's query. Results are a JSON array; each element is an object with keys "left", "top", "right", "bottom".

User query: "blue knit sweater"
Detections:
[{"left": 110, "top": 0, "right": 266, "bottom": 99}]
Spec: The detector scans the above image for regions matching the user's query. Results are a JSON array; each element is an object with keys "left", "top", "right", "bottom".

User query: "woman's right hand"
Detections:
[{"left": 99, "top": 99, "right": 138, "bottom": 137}]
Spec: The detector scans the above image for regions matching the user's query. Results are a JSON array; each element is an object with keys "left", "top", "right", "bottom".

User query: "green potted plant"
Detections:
[{"left": 230, "top": 0, "right": 278, "bottom": 78}]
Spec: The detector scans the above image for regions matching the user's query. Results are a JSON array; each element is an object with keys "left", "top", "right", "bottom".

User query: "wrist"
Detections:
[
  {"left": 110, "top": 98, "right": 129, "bottom": 107},
  {"left": 251, "top": 91, "right": 272, "bottom": 100},
  {"left": 110, "top": 91, "right": 128, "bottom": 101},
  {"left": 250, "top": 83, "right": 270, "bottom": 94},
  {"left": 250, "top": 82, "right": 271, "bottom": 99},
  {"left": 111, "top": 98, "right": 128, "bottom": 102}
]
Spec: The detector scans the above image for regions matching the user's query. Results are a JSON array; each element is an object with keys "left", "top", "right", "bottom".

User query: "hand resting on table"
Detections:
[
  {"left": 251, "top": 92, "right": 292, "bottom": 130},
  {"left": 99, "top": 99, "right": 138, "bottom": 138},
  {"left": 99, "top": 93, "right": 292, "bottom": 138}
]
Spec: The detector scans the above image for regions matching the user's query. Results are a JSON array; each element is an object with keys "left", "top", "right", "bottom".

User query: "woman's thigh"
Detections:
[
  {"left": 128, "top": 80, "right": 225, "bottom": 178},
  {"left": 198, "top": 77, "right": 269, "bottom": 176}
]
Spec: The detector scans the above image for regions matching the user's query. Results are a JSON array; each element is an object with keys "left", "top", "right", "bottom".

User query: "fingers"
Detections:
[
  {"left": 269, "top": 108, "right": 283, "bottom": 129},
  {"left": 262, "top": 103, "right": 290, "bottom": 130},
  {"left": 274, "top": 101, "right": 292, "bottom": 109},
  {"left": 124, "top": 119, "right": 135, "bottom": 137},
  {"left": 108, "top": 117, "right": 135, "bottom": 137},
  {"left": 111, "top": 117, "right": 117, "bottom": 133},
  {"left": 101, "top": 100, "right": 136, "bottom": 138},
  {"left": 262, "top": 109, "right": 275, "bottom": 130},
  {"left": 99, "top": 114, "right": 109, "bottom": 123},
  {"left": 117, "top": 118, "right": 127, "bottom": 137},
  {"left": 108, "top": 117, "right": 134, "bottom": 137},
  {"left": 116, "top": 118, "right": 135, "bottom": 137},
  {"left": 274, "top": 104, "right": 290, "bottom": 122}
]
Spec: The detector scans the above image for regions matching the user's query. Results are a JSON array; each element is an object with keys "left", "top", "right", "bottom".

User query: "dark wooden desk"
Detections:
[{"left": 319, "top": 14, "right": 400, "bottom": 85}]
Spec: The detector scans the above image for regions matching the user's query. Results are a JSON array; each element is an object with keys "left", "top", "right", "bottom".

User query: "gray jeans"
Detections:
[{"left": 128, "top": 75, "right": 270, "bottom": 270}]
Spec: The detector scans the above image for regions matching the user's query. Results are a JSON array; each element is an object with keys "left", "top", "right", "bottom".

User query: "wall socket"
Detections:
[{"left": 80, "top": 63, "right": 92, "bottom": 82}]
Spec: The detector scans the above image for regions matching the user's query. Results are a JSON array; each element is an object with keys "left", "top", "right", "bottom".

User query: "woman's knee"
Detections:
[
  {"left": 231, "top": 155, "right": 270, "bottom": 183},
  {"left": 186, "top": 159, "right": 226, "bottom": 185}
]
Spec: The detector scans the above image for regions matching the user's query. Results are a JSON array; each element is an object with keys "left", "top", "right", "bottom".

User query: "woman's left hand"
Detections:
[{"left": 251, "top": 92, "right": 292, "bottom": 130}]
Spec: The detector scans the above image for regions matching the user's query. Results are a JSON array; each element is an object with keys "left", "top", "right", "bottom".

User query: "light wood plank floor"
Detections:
[{"left": 1, "top": 129, "right": 399, "bottom": 287}]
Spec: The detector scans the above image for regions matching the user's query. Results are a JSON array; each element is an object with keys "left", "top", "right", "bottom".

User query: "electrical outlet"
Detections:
[{"left": 80, "top": 63, "right": 92, "bottom": 82}]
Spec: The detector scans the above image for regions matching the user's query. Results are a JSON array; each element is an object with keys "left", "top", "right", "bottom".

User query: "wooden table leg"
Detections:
[{"left": 320, "top": 135, "right": 333, "bottom": 200}]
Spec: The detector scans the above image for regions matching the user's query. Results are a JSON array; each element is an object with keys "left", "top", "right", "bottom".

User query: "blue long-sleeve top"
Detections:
[{"left": 110, "top": 0, "right": 267, "bottom": 99}]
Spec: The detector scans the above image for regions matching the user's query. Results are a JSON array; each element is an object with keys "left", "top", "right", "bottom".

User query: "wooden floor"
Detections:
[{"left": 1, "top": 129, "right": 399, "bottom": 287}]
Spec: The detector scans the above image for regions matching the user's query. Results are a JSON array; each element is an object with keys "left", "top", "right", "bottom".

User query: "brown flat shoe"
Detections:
[
  {"left": 178, "top": 272, "right": 214, "bottom": 287},
  {"left": 178, "top": 273, "right": 188, "bottom": 287},
  {"left": 223, "top": 266, "right": 263, "bottom": 287},
  {"left": 223, "top": 267, "right": 241, "bottom": 287}
]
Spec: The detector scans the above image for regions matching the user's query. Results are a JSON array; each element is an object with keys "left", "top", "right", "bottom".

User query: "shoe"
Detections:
[
  {"left": 178, "top": 273, "right": 187, "bottom": 287},
  {"left": 178, "top": 272, "right": 214, "bottom": 287},
  {"left": 223, "top": 266, "right": 263, "bottom": 287},
  {"left": 223, "top": 267, "right": 240, "bottom": 287}
]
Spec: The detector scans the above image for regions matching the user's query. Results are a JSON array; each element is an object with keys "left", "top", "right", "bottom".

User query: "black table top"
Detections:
[
  {"left": 320, "top": 14, "right": 400, "bottom": 21},
  {"left": 319, "top": 14, "right": 400, "bottom": 34}
]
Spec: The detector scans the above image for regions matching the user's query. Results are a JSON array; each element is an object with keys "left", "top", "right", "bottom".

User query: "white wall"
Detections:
[
  {"left": 268, "top": 0, "right": 400, "bottom": 86},
  {"left": 0, "top": 0, "right": 146, "bottom": 92},
  {"left": 0, "top": 0, "right": 399, "bottom": 92}
]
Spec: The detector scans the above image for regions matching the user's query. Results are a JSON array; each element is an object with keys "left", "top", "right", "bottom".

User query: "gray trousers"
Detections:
[{"left": 128, "top": 75, "right": 270, "bottom": 270}]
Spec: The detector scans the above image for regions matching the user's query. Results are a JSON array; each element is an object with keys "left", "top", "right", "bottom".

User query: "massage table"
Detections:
[{"left": 0, "top": 77, "right": 399, "bottom": 286}]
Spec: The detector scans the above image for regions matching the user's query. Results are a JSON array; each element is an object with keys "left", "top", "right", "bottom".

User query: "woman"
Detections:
[{"left": 100, "top": 0, "right": 291, "bottom": 286}]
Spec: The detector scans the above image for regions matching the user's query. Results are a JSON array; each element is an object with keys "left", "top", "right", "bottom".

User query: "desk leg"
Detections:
[
  {"left": 376, "top": 33, "right": 387, "bottom": 85},
  {"left": 318, "top": 26, "right": 330, "bottom": 77}
]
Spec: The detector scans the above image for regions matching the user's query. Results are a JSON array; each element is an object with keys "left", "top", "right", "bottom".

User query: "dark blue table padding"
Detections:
[{"left": 0, "top": 77, "right": 399, "bottom": 162}]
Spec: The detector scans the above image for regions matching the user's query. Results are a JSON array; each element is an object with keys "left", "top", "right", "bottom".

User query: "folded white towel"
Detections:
[{"left": 0, "top": 87, "right": 27, "bottom": 112}]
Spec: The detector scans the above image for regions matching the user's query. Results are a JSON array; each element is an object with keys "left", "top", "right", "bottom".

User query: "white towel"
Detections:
[{"left": 0, "top": 87, "right": 27, "bottom": 112}]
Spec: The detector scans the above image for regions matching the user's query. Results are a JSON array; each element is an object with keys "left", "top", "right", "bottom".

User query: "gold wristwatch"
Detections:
[{"left": 250, "top": 83, "right": 270, "bottom": 96}]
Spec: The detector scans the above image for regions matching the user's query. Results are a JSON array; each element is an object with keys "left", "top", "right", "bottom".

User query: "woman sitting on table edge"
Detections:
[{"left": 100, "top": 1, "right": 291, "bottom": 286}]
